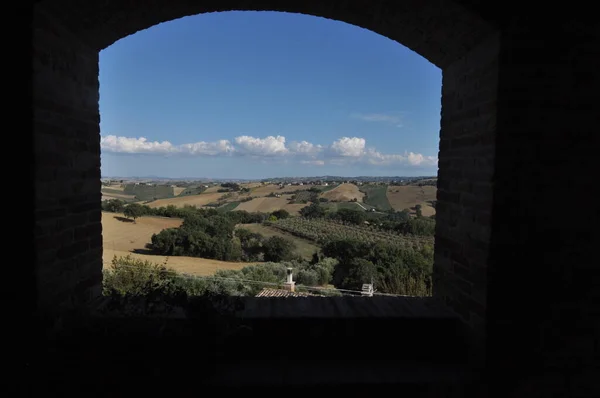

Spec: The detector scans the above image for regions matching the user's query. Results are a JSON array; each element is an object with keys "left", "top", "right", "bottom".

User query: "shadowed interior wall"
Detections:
[
  {"left": 33, "top": 6, "right": 103, "bottom": 315},
  {"left": 31, "top": 1, "right": 599, "bottom": 392}
]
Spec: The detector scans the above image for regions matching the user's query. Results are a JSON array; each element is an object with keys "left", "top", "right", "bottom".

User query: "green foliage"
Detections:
[
  {"left": 323, "top": 239, "right": 433, "bottom": 296},
  {"left": 396, "top": 217, "right": 436, "bottom": 236},
  {"left": 102, "top": 255, "right": 180, "bottom": 297},
  {"left": 269, "top": 217, "right": 434, "bottom": 246},
  {"left": 262, "top": 236, "right": 297, "bottom": 262},
  {"left": 102, "top": 198, "right": 125, "bottom": 213},
  {"left": 103, "top": 254, "right": 345, "bottom": 300},
  {"left": 299, "top": 203, "right": 326, "bottom": 218},
  {"left": 271, "top": 209, "right": 290, "bottom": 219},
  {"left": 123, "top": 203, "right": 146, "bottom": 221},
  {"left": 415, "top": 204, "right": 423, "bottom": 218},
  {"left": 221, "top": 182, "right": 241, "bottom": 191},
  {"left": 328, "top": 208, "right": 366, "bottom": 225}
]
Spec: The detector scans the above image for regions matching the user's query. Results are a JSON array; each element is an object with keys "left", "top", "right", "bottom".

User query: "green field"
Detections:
[
  {"left": 217, "top": 201, "right": 240, "bottom": 213},
  {"left": 315, "top": 185, "right": 337, "bottom": 193},
  {"left": 359, "top": 184, "right": 392, "bottom": 211},
  {"left": 123, "top": 184, "right": 175, "bottom": 201},
  {"left": 101, "top": 188, "right": 126, "bottom": 195},
  {"left": 235, "top": 223, "right": 320, "bottom": 260},
  {"left": 322, "top": 201, "right": 369, "bottom": 212},
  {"left": 290, "top": 190, "right": 314, "bottom": 203},
  {"left": 177, "top": 186, "right": 207, "bottom": 196}
]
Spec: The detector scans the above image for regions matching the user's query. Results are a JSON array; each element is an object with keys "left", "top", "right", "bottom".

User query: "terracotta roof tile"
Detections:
[{"left": 255, "top": 288, "right": 320, "bottom": 298}]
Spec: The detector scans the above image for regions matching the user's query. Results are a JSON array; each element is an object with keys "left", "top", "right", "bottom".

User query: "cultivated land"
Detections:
[
  {"left": 359, "top": 185, "right": 392, "bottom": 211},
  {"left": 101, "top": 184, "right": 137, "bottom": 201},
  {"left": 173, "top": 187, "right": 186, "bottom": 196},
  {"left": 320, "top": 183, "right": 365, "bottom": 202},
  {"left": 386, "top": 185, "right": 437, "bottom": 216},
  {"left": 322, "top": 201, "right": 374, "bottom": 212},
  {"left": 145, "top": 192, "right": 225, "bottom": 208},
  {"left": 235, "top": 195, "right": 308, "bottom": 215},
  {"left": 101, "top": 192, "right": 136, "bottom": 202},
  {"left": 236, "top": 223, "right": 320, "bottom": 260},
  {"left": 102, "top": 212, "right": 249, "bottom": 275},
  {"left": 201, "top": 185, "right": 224, "bottom": 194},
  {"left": 249, "top": 184, "right": 308, "bottom": 196}
]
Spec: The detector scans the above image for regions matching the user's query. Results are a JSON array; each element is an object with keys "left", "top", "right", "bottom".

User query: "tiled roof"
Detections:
[{"left": 255, "top": 288, "right": 319, "bottom": 297}]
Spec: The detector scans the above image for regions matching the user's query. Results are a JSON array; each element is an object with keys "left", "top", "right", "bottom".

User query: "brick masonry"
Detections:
[
  {"left": 33, "top": 5, "right": 103, "bottom": 315},
  {"left": 434, "top": 33, "right": 499, "bottom": 345}
]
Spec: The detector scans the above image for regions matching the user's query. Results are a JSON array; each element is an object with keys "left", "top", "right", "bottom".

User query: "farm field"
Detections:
[
  {"left": 386, "top": 186, "right": 437, "bottom": 216},
  {"left": 103, "top": 249, "right": 251, "bottom": 276},
  {"left": 173, "top": 187, "right": 186, "bottom": 195},
  {"left": 235, "top": 196, "right": 308, "bottom": 215},
  {"left": 145, "top": 192, "right": 225, "bottom": 208},
  {"left": 250, "top": 184, "right": 308, "bottom": 196},
  {"left": 236, "top": 223, "right": 320, "bottom": 260},
  {"left": 216, "top": 201, "right": 240, "bottom": 212},
  {"left": 322, "top": 201, "right": 371, "bottom": 212},
  {"left": 123, "top": 184, "right": 175, "bottom": 201},
  {"left": 269, "top": 217, "right": 434, "bottom": 248},
  {"left": 101, "top": 192, "right": 137, "bottom": 202},
  {"left": 102, "top": 212, "right": 250, "bottom": 275},
  {"left": 240, "top": 182, "right": 263, "bottom": 189},
  {"left": 359, "top": 185, "right": 392, "bottom": 211},
  {"left": 202, "top": 185, "right": 224, "bottom": 194},
  {"left": 320, "top": 183, "right": 365, "bottom": 202}
]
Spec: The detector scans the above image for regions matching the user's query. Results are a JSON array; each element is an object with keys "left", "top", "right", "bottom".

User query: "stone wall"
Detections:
[
  {"left": 33, "top": 5, "right": 103, "bottom": 315},
  {"left": 434, "top": 33, "right": 499, "bottom": 351},
  {"left": 485, "top": 20, "right": 599, "bottom": 393}
]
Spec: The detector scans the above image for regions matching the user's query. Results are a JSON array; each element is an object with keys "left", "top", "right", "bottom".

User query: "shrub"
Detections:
[{"left": 102, "top": 255, "right": 180, "bottom": 298}]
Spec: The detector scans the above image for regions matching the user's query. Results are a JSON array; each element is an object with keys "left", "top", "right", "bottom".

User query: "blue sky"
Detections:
[{"left": 100, "top": 11, "right": 441, "bottom": 179}]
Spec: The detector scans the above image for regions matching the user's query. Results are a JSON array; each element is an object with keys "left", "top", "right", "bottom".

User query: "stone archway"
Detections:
[
  {"left": 32, "top": 0, "right": 600, "bottom": 393},
  {"left": 33, "top": 0, "right": 499, "bottom": 332}
]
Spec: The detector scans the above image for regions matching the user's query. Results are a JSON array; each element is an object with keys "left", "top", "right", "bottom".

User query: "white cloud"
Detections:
[
  {"left": 288, "top": 140, "right": 323, "bottom": 156},
  {"left": 100, "top": 134, "right": 437, "bottom": 169},
  {"left": 100, "top": 135, "right": 234, "bottom": 156},
  {"left": 100, "top": 135, "right": 176, "bottom": 154},
  {"left": 178, "top": 139, "right": 235, "bottom": 155},
  {"left": 234, "top": 135, "right": 288, "bottom": 156},
  {"left": 330, "top": 137, "right": 366, "bottom": 157},
  {"left": 365, "top": 148, "right": 438, "bottom": 167}
]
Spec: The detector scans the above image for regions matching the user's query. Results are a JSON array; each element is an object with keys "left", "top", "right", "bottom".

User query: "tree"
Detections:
[
  {"left": 299, "top": 203, "right": 326, "bottom": 219},
  {"left": 332, "top": 208, "right": 366, "bottom": 225},
  {"left": 102, "top": 198, "right": 125, "bottom": 213},
  {"left": 272, "top": 209, "right": 290, "bottom": 219},
  {"left": 310, "top": 251, "right": 320, "bottom": 265},
  {"left": 262, "top": 236, "right": 296, "bottom": 262},
  {"left": 123, "top": 203, "right": 146, "bottom": 222},
  {"left": 415, "top": 204, "right": 423, "bottom": 218}
]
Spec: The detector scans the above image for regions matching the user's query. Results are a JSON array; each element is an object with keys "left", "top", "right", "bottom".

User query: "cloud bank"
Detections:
[{"left": 100, "top": 134, "right": 437, "bottom": 168}]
